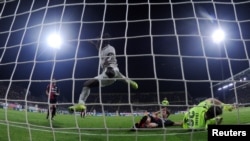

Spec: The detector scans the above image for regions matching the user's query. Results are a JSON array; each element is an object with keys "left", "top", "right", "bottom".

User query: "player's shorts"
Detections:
[
  {"left": 49, "top": 99, "right": 57, "bottom": 104},
  {"left": 95, "top": 65, "right": 122, "bottom": 87}
]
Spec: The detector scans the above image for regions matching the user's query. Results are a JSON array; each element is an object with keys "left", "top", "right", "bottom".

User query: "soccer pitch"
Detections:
[{"left": 0, "top": 107, "right": 250, "bottom": 141}]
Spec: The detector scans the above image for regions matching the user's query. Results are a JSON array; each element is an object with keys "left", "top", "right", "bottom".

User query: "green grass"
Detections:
[{"left": 0, "top": 107, "right": 250, "bottom": 141}]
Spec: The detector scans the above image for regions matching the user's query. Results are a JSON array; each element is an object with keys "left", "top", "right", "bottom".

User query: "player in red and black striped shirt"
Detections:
[{"left": 46, "top": 78, "right": 60, "bottom": 120}]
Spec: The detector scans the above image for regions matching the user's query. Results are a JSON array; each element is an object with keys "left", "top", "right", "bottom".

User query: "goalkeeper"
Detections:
[
  {"left": 182, "top": 105, "right": 223, "bottom": 130},
  {"left": 181, "top": 97, "right": 233, "bottom": 130},
  {"left": 70, "top": 33, "right": 138, "bottom": 110}
]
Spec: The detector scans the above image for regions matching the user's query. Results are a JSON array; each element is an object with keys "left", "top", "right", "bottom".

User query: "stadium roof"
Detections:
[{"left": 213, "top": 67, "right": 250, "bottom": 90}]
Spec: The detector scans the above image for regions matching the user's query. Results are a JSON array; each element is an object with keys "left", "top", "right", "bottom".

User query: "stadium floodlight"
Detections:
[
  {"left": 212, "top": 29, "right": 225, "bottom": 44},
  {"left": 47, "top": 33, "right": 62, "bottom": 49}
]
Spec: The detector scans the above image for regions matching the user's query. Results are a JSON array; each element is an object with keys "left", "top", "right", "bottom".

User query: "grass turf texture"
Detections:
[{"left": 0, "top": 107, "right": 250, "bottom": 141}]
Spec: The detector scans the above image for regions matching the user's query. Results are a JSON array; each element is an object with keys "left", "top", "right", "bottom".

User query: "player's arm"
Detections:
[
  {"left": 207, "top": 98, "right": 234, "bottom": 111},
  {"left": 89, "top": 33, "right": 112, "bottom": 50},
  {"left": 154, "top": 108, "right": 165, "bottom": 116},
  {"left": 207, "top": 98, "right": 224, "bottom": 105},
  {"left": 154, "top": 107, "right": 170, "bottom": 119},
  {"left": 89, "top": 39, "right": 100, "bottom": 50}
]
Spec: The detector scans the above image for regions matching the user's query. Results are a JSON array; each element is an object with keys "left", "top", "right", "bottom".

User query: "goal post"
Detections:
[{"left": 1, "top": 0, "right": 250, "bottom": 141}]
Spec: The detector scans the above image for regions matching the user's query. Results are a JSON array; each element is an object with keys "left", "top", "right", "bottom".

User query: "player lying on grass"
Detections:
[
  {"left": 69, "top": 33, "right": 138, "bottom": 110},
  {"left": 131, "top": 108, "right": 182, "bottom": 130},
  {"left": 182, "top": 105, "right": 223, "bottom": 130}
]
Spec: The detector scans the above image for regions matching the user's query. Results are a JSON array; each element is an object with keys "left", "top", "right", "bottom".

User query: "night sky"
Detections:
[{"left": 0, "top": 0, "right": 250, "bottom": 102}]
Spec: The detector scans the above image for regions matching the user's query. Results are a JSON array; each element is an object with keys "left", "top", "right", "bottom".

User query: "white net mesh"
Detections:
[{"left": 1, "top": 0, "right": 250, "bottom": 141}]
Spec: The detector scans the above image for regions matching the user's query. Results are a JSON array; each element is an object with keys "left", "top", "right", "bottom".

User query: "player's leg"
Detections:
[
  {"left": 47, "top": 105, "right": 54, "bottom": 120},
  {"left": 51, "top": 105, "right": 56, "bottom": 119},
  {"left": 46, "top": 105, "right": 50, "bottom": 119},
  {"left": 79, "top": 66, "right": 117, "bottom": 104},
  {"left": 80, "top": 109, "right": 83, "bottom": 118},
  {"left": 116, "top": 70, "right": 138, "bottom": 89},
  {"left": 69, "top": 79, "right": 99, "bottom": 111},
  {"left": 70, "top": 68, "right": 115, "bottom": 111},
  {"left": 47, "top": 100, "right": 54, "bottom": 119},
  {"left": 81, "top": 109, "right": 86, "bottom": 118},
  {"left": 206, "top": 98, "right": 234, "bottom": 112},
  {"left": 70, "top": 67, "right": 118, "bottom": 112},
  {"left": 78, "top": 78, "right": 99, "bottom": 104}
]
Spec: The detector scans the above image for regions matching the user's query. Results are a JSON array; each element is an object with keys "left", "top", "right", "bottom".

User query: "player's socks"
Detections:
[
  {"left": 46, "top": 108, "right": 51, "bottom": 119},
  {"left": 130, "top": 80, "right": 138, "bottom": 89},
  {"left": 52, "top": 107, "right": 56, "bottom": 119}
]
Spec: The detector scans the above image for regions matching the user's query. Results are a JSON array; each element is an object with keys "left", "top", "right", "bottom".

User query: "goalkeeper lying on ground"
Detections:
[
  {"left": 182, "top": 105, "right": 223, "bottom": 130},
  {"left": 181, "top": 97, "right": 233, "bottom": 130}
]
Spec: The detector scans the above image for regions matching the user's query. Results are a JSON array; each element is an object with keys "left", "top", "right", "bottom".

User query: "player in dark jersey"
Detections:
[
  {"left": 46, "top": 78, "right": 60, "bottom": 120},
  {"left": 131, "top": 108, "right": 182, "bottom": 131},
  {"left": 69, "top": 33, "right": 138, "bottom": 110}
]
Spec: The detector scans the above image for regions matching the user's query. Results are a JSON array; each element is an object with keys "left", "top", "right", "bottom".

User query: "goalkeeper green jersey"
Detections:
[
  {"left": 182, "top": 106, "right": 207, "bottom": 129},
  {"left": 197, "top": 100, "right": 213, "bottom": 109}
]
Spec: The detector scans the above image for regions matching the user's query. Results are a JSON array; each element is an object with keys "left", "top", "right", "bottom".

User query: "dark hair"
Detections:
[{"left": 206, "top": 106, "right": 223, "bottom": 120}]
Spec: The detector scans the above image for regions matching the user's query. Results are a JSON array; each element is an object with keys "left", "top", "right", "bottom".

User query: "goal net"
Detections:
[{"left": 1, "top": 0, "right": 250, "bottom": 141}]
